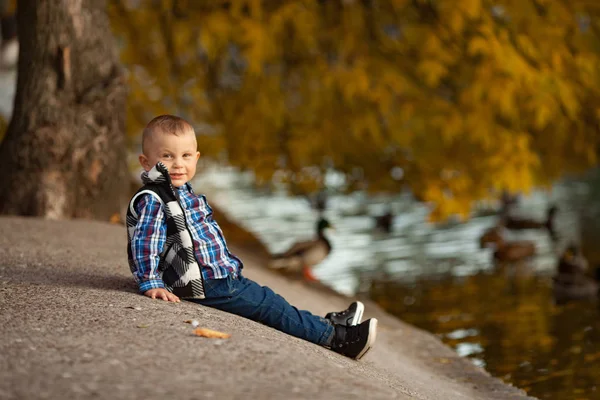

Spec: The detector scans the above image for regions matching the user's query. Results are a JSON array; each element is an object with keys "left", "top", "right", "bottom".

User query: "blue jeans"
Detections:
[{"left": 190, "top": 273, "right": 334, "bottom": 346}]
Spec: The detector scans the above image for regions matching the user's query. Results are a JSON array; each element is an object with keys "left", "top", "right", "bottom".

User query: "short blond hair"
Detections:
[{"left": 142, "top": 115, "right": 195, "bottom": 154}]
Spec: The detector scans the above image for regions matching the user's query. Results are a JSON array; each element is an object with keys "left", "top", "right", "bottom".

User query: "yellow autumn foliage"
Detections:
[{"left": 108, "top": 0, "right": 600, "bottom": 220}]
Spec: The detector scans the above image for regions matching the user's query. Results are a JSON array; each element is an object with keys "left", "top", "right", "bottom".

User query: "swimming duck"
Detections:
[
  {"left": 305, "top": 190, "right": 328, "bottom": 213},
  {"left": 268, "top": 218, "right": 333, "bottom": 282},
  {"left": 557, "top": 244, "right": 588, "bottom": 275},
  {"left": 552, "top": 245, "right": 599, "bottom": 303},
  {"left": 500, "top": 190, "right": 520, "bottom": 210},
  {"left": 374, "top": 208, "right": 394, "bottom": 234},
  {"left": 493, "top": 238, "right": 536, "bottom": 263},
  {"left": 501, "top": 205, "right": 558, "bottom": 240},
  {"left": 479, "top": 226, "right": 503, "bottom": 249},
  {"left": 473, "top": 190, "right": 519, "bottom": 218},
  {"left": 479, "top": 227, "right": 536, "bottom": 262}
]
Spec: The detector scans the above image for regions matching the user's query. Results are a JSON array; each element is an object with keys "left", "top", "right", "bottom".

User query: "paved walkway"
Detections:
[{"left": 0, "top": 216, "right": 535, "bottom": 399}]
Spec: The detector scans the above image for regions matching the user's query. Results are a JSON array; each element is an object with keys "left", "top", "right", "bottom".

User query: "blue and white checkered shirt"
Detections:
[{"left": 128, "top": 182, "right": 243, "bottom": 293}]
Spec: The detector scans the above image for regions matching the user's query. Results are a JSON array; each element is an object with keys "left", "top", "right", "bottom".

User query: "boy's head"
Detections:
[{"left": 139, "top": 115, "right": 201, "bottom": 187}]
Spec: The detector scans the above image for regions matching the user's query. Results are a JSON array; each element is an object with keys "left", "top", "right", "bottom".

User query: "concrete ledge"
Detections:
[{"left": 0, "top": 217, "right": 535, "bottom": 399}]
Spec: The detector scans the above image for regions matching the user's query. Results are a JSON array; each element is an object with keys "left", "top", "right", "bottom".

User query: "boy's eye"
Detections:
[
  {"left": 162, "top": 154, "right": 172, "bottom": 159},
  {"left": 183, "top": 153, "right": 191, "bottom": 158}
]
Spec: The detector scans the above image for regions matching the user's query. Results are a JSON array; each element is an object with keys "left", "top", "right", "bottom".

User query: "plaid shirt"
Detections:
[{"left": 129, "top": 182, "right": 243, "bottom": 293}]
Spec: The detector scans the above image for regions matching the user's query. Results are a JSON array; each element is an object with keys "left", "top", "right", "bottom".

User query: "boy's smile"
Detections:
[
  {"left": 139, "top": 130, "right": 201, "bottom": 187},
  {"left": 170, "top": 172, "right": 186, "bottom": 180}
]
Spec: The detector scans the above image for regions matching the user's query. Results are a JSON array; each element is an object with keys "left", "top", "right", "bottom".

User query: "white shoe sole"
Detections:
[
  {"left": 350, "top": 301, "right": 364, "bottom": 325},
  {"left": 355, "top": 318, "right": 378, "bottom": 360}
]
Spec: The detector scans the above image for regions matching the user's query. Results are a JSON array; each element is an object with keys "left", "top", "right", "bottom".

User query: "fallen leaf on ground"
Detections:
[
  {"left": 109, "top": 213, "right": 122, "bottom": 224},
  {"left": 193, "top": 327, "right": 231, "bottom": 339},
  {"left": 137, "top": 324, "right": 150, "bottom": 328}
]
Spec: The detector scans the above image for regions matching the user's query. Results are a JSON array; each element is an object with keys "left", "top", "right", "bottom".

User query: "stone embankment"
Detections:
[{"left": 0, "top": 216, "right": 535, "bottom": 399}]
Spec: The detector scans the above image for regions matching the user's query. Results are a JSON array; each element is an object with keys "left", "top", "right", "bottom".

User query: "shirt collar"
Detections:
[{"left": 176, "top": 182, "right": 194, "bottom": 194}]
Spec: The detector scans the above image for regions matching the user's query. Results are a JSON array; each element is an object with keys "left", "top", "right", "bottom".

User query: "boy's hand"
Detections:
[{"left": 144, "top": 288, "right": 180, "bottom": 303}]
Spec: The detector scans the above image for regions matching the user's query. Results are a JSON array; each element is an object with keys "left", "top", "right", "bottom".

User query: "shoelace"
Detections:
[
  {"left": 345, "top": 324, "right": 362, "bottom": 344},
  {"left": 332, "top": 309, "right": 348, "bottom": 317}
]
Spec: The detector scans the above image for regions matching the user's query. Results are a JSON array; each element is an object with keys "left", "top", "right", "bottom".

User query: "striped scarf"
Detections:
[{"left": 126, "top": 162, "right": 205, "bottom": 299}]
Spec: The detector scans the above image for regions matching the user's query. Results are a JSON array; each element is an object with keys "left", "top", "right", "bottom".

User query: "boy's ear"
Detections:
[
  {"left": 196, "top": 151, "right": 201, "bottom": 161},
  {"left": 139, "top": 154, "right": 151, "bottom": 171}
]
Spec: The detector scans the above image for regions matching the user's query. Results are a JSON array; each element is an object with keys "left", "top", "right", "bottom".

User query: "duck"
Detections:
[
  {"left": 493, "top": 237, "right": 536, "bottom": 263},
  {"left": 479, "top": 226, "right": 536, "bottom": 262},
  {"left": 305, "top": 190, "right": 328, "bottom": 213},
  {"left": 557, "top": 244, "right": 588, "bottom": 275},
  {"left": 500, "top": 190, "right": 520, "bottom": 210},
  {"left": 552, "top": 245, "right": 599, "bottom": 304},
  {"left": 374, "top": 208, "right": 394, "bottom": 234},
  {"left": 268, "top": 218, "right": 333, "bottom": 282},
  {"left": 473, "top": 190, "right": 519, "bottom": 218},
  {"left": 479, "top": 225, "right": 504, "bottom": 249},
  {"left": 501, "top": 205, "right": 558, "bottom": 241}
]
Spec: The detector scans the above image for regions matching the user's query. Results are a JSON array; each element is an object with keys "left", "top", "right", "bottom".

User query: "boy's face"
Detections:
[{"left": 139, "top": 129, "right": 201, "bottom": 187}]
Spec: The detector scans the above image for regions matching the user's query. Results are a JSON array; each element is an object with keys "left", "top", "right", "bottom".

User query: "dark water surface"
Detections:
[{"left": 195, "top": 166, "right": 600, "bottom": 400}]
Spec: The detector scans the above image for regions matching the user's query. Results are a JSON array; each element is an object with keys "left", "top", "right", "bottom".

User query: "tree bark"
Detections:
[{"left": 0, "top": 0, "right": 128, "bottom": 220}]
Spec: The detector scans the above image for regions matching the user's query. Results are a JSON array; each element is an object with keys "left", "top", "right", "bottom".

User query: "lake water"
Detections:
[{"left": 195, "top": 164, "right": 600, "bottom": 400}]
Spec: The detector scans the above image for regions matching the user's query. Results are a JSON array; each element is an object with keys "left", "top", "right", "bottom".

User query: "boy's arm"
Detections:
[{"left": 130, "top": 194, "right": 169, "bottom": 293}]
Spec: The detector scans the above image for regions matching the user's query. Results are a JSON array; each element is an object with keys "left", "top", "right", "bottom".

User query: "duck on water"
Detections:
[
  {"left": 268, "top": 218, "right": 333, "bottom": 282},
  {"left": 553, "top": 244, "right": 600, "bottom": 304}
]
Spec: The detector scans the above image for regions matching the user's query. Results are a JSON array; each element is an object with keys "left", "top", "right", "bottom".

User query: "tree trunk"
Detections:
[{"left": 0, "top": 0, "right": 128, "bottom": 220}]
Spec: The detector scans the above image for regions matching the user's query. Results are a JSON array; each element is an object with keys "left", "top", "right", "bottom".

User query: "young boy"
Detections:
[{"left": 126, "top": 115, "right": 378, "bottom": 360}]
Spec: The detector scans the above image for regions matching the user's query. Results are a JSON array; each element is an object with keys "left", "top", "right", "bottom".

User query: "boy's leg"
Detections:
[{"left": 192, "top": 274, "right": 334, "bottom": 346}]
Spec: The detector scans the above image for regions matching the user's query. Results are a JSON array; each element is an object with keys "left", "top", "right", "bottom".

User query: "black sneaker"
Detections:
[
  {"left": 325, "top": 301, "right": 364, "bottom": 326},
  {"left": 331, "top": 318, "right": 378, "bottom": 360}
]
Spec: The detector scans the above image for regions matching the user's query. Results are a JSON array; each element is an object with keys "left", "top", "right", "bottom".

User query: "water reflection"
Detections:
[
  {"left": 195, "top": 165, "right": 600, "bottom": 400},
  {"left": 370, "top": 271, "right": 600, "bottom": 399}
]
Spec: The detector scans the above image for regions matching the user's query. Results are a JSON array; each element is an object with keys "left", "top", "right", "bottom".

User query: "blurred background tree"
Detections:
[
  {"left": 2, "top": 0, "right": 599, "bottom": 221},
  {"left": 109, "top": 0, "right": 600, "bottom": 221},
  {"left": 0, "top": 0, "right": 128, "bottom": 219}
]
